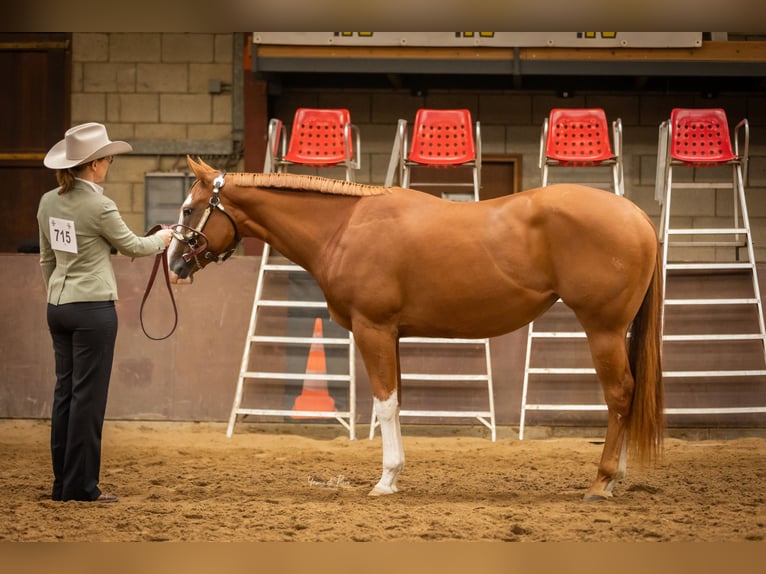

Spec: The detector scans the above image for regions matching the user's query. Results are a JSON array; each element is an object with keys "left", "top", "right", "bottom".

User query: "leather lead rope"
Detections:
[{"left": 138, "top": 224, "right": 178, "bottom": 340}]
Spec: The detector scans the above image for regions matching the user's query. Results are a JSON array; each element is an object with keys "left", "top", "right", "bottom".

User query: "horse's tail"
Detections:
[{"left": 627, "top": 242, "right": 665, "bottom": 465}]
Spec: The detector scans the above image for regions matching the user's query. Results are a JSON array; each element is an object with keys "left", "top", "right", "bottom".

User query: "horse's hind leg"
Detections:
[
  {"left": 352, "top": 321, "right": 404, "bottom": 496},
  {"left": 584, "top": 329, "right": 634, "bottom": 501}
]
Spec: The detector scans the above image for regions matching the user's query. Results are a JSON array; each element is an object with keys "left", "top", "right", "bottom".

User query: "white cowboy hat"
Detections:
[{"left": 44, "top": 122, "right": 133, "bottom": 169}]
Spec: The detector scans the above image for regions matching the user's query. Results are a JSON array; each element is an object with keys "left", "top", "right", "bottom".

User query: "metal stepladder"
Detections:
[
  {"left": 655, "top": 108, "right": 766, "bottom": 420},
  {"left": 519, "top": 299, "right": 609, "bottom": 439},
  {"left": 226, "top": 111, "right": 359, "bottom": 439},
  {"left": 518, "top": 111, "right": 626, "bottom": 439},
  {"left": 369, "top": 110, "right": 496, "bottom": 441},
  {"left": 226, "top": 244, "right": 357, "bottom": 439}
]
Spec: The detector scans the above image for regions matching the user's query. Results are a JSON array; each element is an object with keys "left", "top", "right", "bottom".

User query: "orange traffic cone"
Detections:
[{"left": 292, "top": 317, "right": 336, "bottom": 416}]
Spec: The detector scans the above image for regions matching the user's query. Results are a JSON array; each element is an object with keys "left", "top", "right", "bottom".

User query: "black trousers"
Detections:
[{"left": 47, "top": 301, "right": 117, "bottom": 501}]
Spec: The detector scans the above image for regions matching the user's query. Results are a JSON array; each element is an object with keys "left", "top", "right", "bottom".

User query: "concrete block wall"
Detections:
[{"left": 71, "top": 33, "right": 235, "bottom": 233}]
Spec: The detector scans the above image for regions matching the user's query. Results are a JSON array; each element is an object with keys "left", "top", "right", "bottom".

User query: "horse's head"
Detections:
[{"left": 167, "top": 156, "right": 240, "bottom": 282}]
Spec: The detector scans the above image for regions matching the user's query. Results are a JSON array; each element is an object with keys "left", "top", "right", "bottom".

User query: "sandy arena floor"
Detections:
[{"left": 0, "top": 419, "right": 764, "bottom": 542}]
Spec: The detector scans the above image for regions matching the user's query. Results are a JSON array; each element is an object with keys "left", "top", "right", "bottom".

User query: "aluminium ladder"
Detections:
[
  {"left": 656, "top": 113, "right": 766, "bottom": 421},
  {"left": 368, "top": 336, "right": 497, "bottom": 441},
  {"left": 519, "top": 300, "right": 607, "bottom": 440},
  {"left": 226, "top": 244, "right": 357, "bottom": 439},
  {"left": 371, "top": 121, "right": 496, "bottom": 441}
]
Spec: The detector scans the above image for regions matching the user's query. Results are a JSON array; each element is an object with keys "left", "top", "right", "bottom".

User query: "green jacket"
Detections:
[{"left": 37, "top": 180, "right": 166, "bottom": 305}]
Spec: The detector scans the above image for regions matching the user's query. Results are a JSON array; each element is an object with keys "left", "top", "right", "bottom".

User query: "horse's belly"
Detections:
[{"left": 399, "top": 292, "right": 554, "bottom": 339}]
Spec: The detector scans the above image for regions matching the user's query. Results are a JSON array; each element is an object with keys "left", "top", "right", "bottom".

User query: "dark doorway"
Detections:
[{"left": 0, "top": 33, "right": 71, "bottom": 252}]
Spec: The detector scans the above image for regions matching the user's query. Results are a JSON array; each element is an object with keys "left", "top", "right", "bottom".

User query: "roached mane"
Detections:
[{"left": 230, "top": 172, "right": 391, "bottom": 197}]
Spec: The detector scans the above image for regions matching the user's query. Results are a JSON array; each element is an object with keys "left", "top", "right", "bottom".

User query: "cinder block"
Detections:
[
  {"left": 162, "top": 33, "right": 214, "bottom": 63},
  {"left": 137, "top": 63, "right": 188, "bottom": 93},
  {"left": 104, "top": 123, "right": 135, "bottom": 140},
  {"left": 82, "top": 63, "right": 137, "bottom": 93},
  {"left": 134, "top": 124, "right": 188, "bottom": 140},
  {"left": 72, "top": 33, "right": 109, "bottom": 62},
  {"left": 478, "top": 93, "right": 532, "bottom": 126},
  {"left": 746, "top": 155, "right": 766, "bottom": 186},
  {"left": 212, "top": 94, "right": 232, "bottom": 124},
  {"left": 189, "top": 63, "right": 232, "bottom": 94},
  {"left": 214, "top": 34, "right": 233, "bottom": 64},
  {"left": 187, "top": 124, "right": 231, "bottom": 140},
  {"left": 480, "top": 124, "right": 507, "bottom": 156},
  {"left": 424, "top": 92, "right": 479, "bottom": 117},
  {"left": 160, "top": 94, "right": 212, "bottom": 123},
  {"left": 109, "top": 33, "right": 161, "bottom": 63},
  {"left": 371, "top": 92, "right": 422, "bottom": 123},
  {"left": 108, "top": 94, "right": 159, "bottom": 123},
  {"left": 105, "top": 182, "right": 133, "bottom": 212},
  {"left": 71, "top": 94, "right": 106, "bottom": 123},
  {"left": 357, "top": 123, "right": 397, "bottom": 155},
  {"left": 109, "top": 156, "right": 160, "bottom": 184}
]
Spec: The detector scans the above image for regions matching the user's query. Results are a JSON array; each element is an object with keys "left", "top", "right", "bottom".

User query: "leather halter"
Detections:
[{"left": 171, "top": 171, "right": 240, "bottom": 270}]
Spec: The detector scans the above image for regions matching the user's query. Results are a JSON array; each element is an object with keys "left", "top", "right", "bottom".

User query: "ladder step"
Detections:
[
  {"left": 400, "top": 374, "right": 490, "bottom": 382},
  {"left": 256, "top": 299, "right": 328, "bottom": 308},
  {"left": 241, "top": 371, "right": 352, "bottom": 382},
  {"left": 663, "top": 333, "right": 765, "bottom": 342},
  {"left": 666, "top": 241, "right": 747, "bottom": 248},
  {"left": 664, "top": 298, "right": 758, "bottom": 306},
  {"left": 248, "top": 335, "right": 351, "bottom": 346},
  {"left": 668, "top": 182, "right": 735, "bottom": 189},
  {"left": 665, "top": 263, "right": 753, "bottom": 271},
  {"left": 398, "top": 410, "right": 492, "bottom": 418},
  {"left": 530, "top": 331, "right": 587, "bottom": 338},
  {"left": 234, "top": 407, "right": 352, "bottom": 418},
  {"left": 667, "top": 228, "right": 747, "bottom": 235},
  {"left": 526, "top": 368, "right": 596, "bottom": 375},
  {"left": 400, "top": 337, "right": 489, "bottom": 344},
  {"left": 663, "top": 370, "right": 766, "bottom": 378},
  {"left": 524, "top": 404, "right": 607, "bottom": 411},
  {"left": 263, "top": 263, "right": 305, "bottom": 272},
  {"left": 664, "top": 407, "right": 766, "bottom": 415},
  {"left": 524, "top": 405, "right": 766, "bottom": 414}
]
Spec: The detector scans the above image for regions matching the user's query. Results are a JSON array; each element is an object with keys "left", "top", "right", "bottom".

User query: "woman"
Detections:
[{"left": 37, "top": 122, "right": 173, "bottom": 503}]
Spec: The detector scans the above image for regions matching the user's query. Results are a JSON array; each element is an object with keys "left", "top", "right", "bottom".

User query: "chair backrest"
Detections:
[
  {"left": 669, "top": 108, "right": 736, "bottom": 164},
  {"left": 407, "top": 109, "right": 476, "bottom": 166},
  {"left": 545, "top": 108, "right": 614, "bottom": 164},
  {"left": 283, "top": 108, "right": 353, "bottom": 165}
]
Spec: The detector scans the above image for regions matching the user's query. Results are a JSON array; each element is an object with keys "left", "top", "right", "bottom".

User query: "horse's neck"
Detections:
[{"left": 238, "top": 189, "right": 355, "bottom": 273}]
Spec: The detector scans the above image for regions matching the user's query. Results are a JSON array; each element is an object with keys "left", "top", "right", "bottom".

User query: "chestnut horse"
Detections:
[{"left": 168, "top": 157, "right": 664, "bottom": 501}]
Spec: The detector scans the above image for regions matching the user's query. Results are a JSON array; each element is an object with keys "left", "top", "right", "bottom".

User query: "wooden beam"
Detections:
[{"left": 255, "top": 41, "right": 766, "bottom": 64}]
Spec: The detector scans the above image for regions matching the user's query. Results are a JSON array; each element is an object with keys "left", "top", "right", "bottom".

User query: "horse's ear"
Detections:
[
  {"left": 187, "top": 155, "right": 208, "bottom": 180},
  {"left": 197, "top": 156, "right": 216, "bottom": 171}
]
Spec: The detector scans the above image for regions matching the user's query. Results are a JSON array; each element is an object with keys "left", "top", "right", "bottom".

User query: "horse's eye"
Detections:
[{"left": 182, "top": 208, "right": 192, "bottom": 217}]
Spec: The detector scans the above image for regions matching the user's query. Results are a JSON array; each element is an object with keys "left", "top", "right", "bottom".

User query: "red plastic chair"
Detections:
[
  {"left": 539, "top": 108, "right": 624, "bottom": 195},
  {"left": 264, "top": 108, "right": 360, "bottom": 182},
  {"left": 669, "top": 107, "right": 738, "bottom": 165},
  {"left": 656, "top": 107, "right": 751, "bottom": 255},
  {"left": 385, "top": 108, "right": 481, "bottom": 201}
]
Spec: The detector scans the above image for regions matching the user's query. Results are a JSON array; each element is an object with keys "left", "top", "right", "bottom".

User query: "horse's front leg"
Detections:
[
  {"left": 585, "top": 330, "right": 633, "bottom": 501},
  {"left": 352, "top": 320, "right": 404, "bottom": 496}
]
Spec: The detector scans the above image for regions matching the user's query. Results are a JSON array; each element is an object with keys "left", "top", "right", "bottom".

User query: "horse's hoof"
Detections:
[
  {"left": 368, "top": 486, "right": 396, "bottom": 497},
  {"left": 582, "top": 491, "right": 612, "bottom": 503}
]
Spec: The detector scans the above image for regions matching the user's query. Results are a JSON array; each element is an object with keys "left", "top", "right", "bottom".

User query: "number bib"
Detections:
[{"left": 49, "top": 217, "right": 78, "bottom": 254}]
